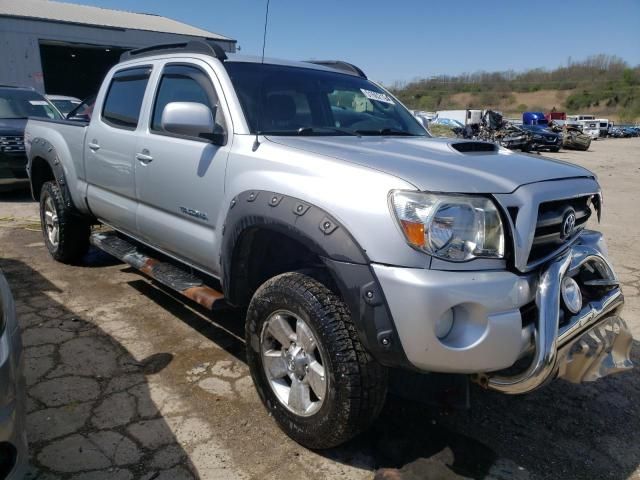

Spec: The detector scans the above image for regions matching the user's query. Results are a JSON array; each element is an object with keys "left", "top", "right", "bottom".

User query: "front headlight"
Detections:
[{"left": 390, "top": 191, "right": 505, "bottom": 261}]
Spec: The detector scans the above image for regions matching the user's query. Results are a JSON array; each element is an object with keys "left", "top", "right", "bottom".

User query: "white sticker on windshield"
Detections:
[
  {"left": 29, "top": 100, "right": 48, "bottom": 106},
  {"left": 360, "top": 88, "right": 395, "bottom": 105}
]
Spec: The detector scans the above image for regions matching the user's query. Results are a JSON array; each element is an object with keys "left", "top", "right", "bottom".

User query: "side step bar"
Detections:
[{"left": 90, "top": 231, "right": 224, "bottom": 310}]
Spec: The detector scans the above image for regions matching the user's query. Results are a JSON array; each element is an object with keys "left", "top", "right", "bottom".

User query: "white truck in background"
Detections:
[
  {"left": 581, "top": 120, "right": 601, "bottom": 140},
  {"left": 567, "top": 114, "right": 595, "bottom": 122},
  {"left": 435, "top": 109, "right": 483, "bottom": 126}
]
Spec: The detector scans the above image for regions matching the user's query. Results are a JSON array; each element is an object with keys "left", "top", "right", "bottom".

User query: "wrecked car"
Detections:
[{"left": 560, "top": 124, "right": 591, "bottom": 151}]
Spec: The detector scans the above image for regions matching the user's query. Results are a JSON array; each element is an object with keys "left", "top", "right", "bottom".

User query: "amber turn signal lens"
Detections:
[{"left": 400, "top": 220, "right": 425, "bottom": 247}]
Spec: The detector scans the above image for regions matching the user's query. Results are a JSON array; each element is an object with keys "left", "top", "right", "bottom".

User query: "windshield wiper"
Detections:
[
  {"left": 296, "top": 127, "right": 360, "bottom": 137},
  {"left": 354, "top": 128, "right": 422, "bottom": 136},
  {"left": 258, "top": 127, "right": 359, "bottom": 136}
]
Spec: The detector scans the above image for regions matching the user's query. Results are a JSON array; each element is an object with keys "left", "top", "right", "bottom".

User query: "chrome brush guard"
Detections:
[{"left": 481, "top": 232, "right": 633, "bottom": 394}]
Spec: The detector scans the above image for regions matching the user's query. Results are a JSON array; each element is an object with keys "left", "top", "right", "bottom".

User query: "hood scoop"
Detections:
[{"left": 451, "top": 141, "right": 498, "bottom": 153}]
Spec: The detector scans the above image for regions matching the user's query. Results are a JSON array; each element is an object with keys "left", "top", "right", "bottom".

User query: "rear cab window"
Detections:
[{"left": 101, "top": 66, "right": 152, "bottom": 130}]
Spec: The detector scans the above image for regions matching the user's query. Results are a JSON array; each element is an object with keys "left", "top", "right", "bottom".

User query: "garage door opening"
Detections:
[{"left": 39, "top": 42, "right": 128, "bottom": 100}]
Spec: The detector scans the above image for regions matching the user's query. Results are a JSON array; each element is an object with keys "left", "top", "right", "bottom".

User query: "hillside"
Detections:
[{"left": 389, "top": 55, "right": 640, "bottom": 122}]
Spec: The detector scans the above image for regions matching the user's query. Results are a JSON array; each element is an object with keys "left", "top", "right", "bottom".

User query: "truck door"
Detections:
[
  {"left": 134, "top": 61, "right": 230, "bottom": 274},
  {"left": 85, "top": 66, "right": 152, "bottom": 236}
]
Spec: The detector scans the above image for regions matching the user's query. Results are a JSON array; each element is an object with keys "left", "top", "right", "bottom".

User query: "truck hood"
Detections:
[
  {"left": 267, "top": 136, "right": 593, "bottom": 193},
  {"left": 0, "top": 118, "right": 26, "bottom": 136}
]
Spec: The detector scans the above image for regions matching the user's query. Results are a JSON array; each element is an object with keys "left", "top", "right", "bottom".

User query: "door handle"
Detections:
[
  {"left": 88, "top": 141, "right": 100, "bottom": 151},
  {"left": 136, "top": 151, "right": 153, "bottom": 164}
]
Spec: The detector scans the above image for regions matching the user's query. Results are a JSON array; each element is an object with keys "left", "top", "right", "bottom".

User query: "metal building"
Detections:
[{"left": 0, "top": 0, "right": 236, "bottom": 98}]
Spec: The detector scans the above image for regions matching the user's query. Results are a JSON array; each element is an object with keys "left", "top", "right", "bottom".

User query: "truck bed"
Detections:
[{"left": 25, "top": 117, "right": 89, "bottom": 205}]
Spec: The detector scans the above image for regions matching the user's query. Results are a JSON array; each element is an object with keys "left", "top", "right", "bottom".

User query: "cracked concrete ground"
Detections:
[{"left": 0, "top": 137, "right": 638, "bottom": 479}]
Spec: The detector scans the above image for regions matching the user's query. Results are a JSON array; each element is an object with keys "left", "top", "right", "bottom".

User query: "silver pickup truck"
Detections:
[{"left": 25, "top": 41, "right": 633, "bottom": 449}]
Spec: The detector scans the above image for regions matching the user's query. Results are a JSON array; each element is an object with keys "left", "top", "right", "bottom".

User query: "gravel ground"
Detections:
[{"left": 0, "top": 137, "right": 638, "bottom": 480}]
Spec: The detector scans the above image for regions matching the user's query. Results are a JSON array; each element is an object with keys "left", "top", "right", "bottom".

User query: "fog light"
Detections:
[
  {"left": 561, "top": 276, "right": 582, "bottom": 314},
  {"left": 436, "top": 309, "right": 454, "bottom": 339}
]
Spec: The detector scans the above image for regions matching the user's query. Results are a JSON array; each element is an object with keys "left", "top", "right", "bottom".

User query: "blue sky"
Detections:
[{"left": 68, "top": 0, "right": 640, "bottom": 84}]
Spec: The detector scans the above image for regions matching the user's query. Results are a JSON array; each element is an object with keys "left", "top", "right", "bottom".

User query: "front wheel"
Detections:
[
  {"left": 245, "top": 272, "right": 387, "bottom": 449},
  {"left": 40, "top": 181, "right": 90, "bottom": 264}
]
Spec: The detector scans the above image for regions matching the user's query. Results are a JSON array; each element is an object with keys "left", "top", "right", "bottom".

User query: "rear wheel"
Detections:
[
  {"left": 40, "top": 181, "right": 89, "bottom": 263},
  {"left": 245, "top": 272, "right": 387, "bottom": 449}
]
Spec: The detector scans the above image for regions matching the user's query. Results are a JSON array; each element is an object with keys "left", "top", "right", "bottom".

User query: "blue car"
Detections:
[
  {"left": 521, "top": 112, "right": 561, "bottom": 151},
  {"left": 430, "top": 117, "right": 464, "bottom": 129},
  {"left": 0, "top": 85, "right": 62, "bottom": 191},
  {"left": 519, "top": 124, "right": 562, "bottom": 152}
]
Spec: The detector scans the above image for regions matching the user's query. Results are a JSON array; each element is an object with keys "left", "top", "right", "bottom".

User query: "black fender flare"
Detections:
[
  {"left": 221, "top": 190, "right": 410, "bottom": 369},
  {"left": 28, "top": 137, "right": 73, "bottom": 208}
]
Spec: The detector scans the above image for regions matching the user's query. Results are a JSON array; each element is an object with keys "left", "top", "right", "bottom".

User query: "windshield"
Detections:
[
  {"left": 226, "top": 62, "right": 427, "bottom": 136},
  {"left": 0, "top": 88, "right": 63, "bottom": 120},
  {"left": 50, "top": 99, "right": 80, "bottom": 116}
]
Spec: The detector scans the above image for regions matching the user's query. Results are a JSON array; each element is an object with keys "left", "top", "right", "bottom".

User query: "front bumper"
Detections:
[
  {"left": 482, "top": 243, "right": 631, "bottom": 394},
  {"left": 531, "top": 141, "right": 560, "bottom": 150},
  {"left": 374, "top": 231, "right": 633, "bottom": 393}
]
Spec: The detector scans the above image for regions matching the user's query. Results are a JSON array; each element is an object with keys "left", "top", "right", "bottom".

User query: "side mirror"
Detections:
[
  {"left": 161, "top": 102, "right": 226, "bottom": 145},
  {"left": 66, "top": 114, "right": 89, "bottom": 122}
]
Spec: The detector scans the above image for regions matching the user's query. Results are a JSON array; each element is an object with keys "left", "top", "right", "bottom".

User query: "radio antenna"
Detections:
[{"left": 253, "top": 0, "right": 271, "bottom": 151}]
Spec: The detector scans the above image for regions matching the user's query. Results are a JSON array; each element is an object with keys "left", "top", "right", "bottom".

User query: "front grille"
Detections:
[
  {"left": 0, "top": 135, "right": 25, "bottom": 153},
  {"left": 528, "top": 195, "right": 592, "bottom": 264}
]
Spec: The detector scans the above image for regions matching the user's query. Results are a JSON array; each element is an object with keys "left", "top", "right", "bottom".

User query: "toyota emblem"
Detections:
[{"left": 561, "top": 210, "right": 577, "bottom": 239}]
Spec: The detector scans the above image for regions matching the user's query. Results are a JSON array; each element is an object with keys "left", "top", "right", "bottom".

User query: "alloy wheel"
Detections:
[{"left": 260, "top": 309, "right": 327, "bottom": 417}]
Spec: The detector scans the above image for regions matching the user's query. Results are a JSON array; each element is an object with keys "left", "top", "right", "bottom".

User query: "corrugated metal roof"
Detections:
[{"left": 0, "top": 0, "right": 235, "bottom": 41}]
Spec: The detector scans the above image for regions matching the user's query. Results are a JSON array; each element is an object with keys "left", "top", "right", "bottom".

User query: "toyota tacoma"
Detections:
[{"left": 24, "top": 41, "right": 634, "bottom": 449}]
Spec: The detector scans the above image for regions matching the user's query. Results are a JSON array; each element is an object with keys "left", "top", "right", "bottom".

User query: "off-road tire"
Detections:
[
  {"left": 39, "top": 181, "right": 89, "bottom": 264},
  {"left": 550, "top": 146, "right": 561, "bottom": 152},
  {"left": 245, "top": 272, "right": 387, "bottom": 449}
]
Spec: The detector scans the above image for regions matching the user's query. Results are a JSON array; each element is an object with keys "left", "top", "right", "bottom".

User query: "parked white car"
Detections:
[{"left": 45, "top": 95, "right": 81, "bottom": 117}]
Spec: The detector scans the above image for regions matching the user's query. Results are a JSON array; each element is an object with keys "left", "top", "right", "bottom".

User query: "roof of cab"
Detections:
[{"left": 118, "top": 41, "right": 366, "bottom": 78}]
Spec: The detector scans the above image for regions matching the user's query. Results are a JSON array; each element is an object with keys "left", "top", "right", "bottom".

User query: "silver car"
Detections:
[{"left": 0, "top": 270, "right": 27, "bottom": 479}]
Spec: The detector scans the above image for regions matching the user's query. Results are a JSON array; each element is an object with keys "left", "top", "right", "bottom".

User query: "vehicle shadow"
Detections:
[
  {"left": 126, "top": 278, "right": 246, "bottom": 364},
  {"left": 0, "top": 189, "right": 33, "bottom": 203},
  {"left": 0, "top": 257, "right": 197, "bottom": 479},
  {"left": 133, "top": 273, "right": 640, "bottom": 480}
]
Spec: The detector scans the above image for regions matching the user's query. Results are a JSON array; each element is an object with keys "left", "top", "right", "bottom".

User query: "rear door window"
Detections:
[{"left": 102, "top": 67, "right": 151, "bottom": 129}]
